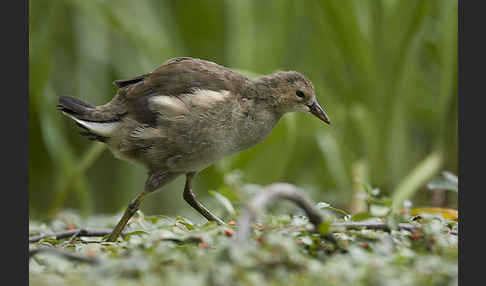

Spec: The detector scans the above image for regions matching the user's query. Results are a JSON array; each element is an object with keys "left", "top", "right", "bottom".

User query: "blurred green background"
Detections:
[{"left": 29, "top": 0, "right": 457, "bottom": 222}]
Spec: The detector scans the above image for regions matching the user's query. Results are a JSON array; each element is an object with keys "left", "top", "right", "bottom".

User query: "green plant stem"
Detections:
[
  {"left": 391, "top": 150, "right": 443, "bottom": 210},
  {"left": 50, "top": 143, "right": 106, "bottom": 215}
]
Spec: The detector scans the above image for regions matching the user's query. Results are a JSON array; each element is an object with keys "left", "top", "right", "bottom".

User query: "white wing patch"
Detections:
[
  {"left": 184, "top": 89, "right": 230, "bottom": 107},
  {"left": 62, "top": 112, "right": 119, "bottom": 137},
  {"left": 149, "top": 89, "right": 230, "bottom": 118},
  {"left": 150, "top": 95, "right": 188, "bottom": 113}
]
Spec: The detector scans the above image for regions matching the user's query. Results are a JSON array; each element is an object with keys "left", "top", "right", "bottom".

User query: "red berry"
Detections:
[{"left": 224, "top": 229, "right": 234, "bottom": 237}]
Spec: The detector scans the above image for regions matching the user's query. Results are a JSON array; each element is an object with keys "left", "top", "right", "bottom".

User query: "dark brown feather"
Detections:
[
  {"left": 113, "top": 57, "right": 249, "bottom": 127},
  {"left": 113, "top": 74, "right": 150, "bottom": 88}
]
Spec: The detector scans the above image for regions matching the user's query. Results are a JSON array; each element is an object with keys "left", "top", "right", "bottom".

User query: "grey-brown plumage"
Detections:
[{"left": 57, "top": 57, "right": 330, "bottom": 242}]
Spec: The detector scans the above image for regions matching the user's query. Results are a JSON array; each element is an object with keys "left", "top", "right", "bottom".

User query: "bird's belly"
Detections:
[
  {"left": 168, "top": 127, "right": 276, "bottom": 172},
  {"left": 153, "top": 123, "right": 270, "bottom": 173},
  {"left": 159, "top": 140, "right": 231, "bottom": 172}
]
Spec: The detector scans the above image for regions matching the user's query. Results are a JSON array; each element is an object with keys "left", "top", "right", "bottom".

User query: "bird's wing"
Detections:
[
  {"left": 117, "top": 57, "right": 244, "bottom": 97},
  {"left": 113, "top": 57, "right": 246, "bottom": 126}
]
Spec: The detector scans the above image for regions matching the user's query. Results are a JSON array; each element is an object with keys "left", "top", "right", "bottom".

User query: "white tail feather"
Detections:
[{"left": 62, "top": 112, "right": 119, "bottom": 137}]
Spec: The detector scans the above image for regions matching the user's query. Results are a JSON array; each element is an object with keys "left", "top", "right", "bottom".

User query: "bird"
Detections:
[{"left": 57, "top": 57, "right": 330, "bottom": 242}]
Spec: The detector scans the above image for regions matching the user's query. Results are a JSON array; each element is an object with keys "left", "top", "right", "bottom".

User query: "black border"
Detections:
[
  {"left": 4, "top": 0, "right": 28, "bottom": 285},
  {"left": 458, "top": 0, "right": 463, "bottom": 283},
  {"left": 458, "top": 0, "right": 462, "bottom": 284},
  {"left": 459, "top": 0, "right": 485, "bottom": 284}
]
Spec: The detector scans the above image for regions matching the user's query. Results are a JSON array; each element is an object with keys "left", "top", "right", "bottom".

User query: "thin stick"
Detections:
[
  {"left": 331, "top": 222, "right": 418, "bottom": 232},
  {"left": 29, "top": 248, "right": 99, "bottom": 264},
  {"left": 237, "top": 183, "right": 325, "bottom": 242},
  {"left": 29, "top": 228, "right": 123, "bottom": 243}
]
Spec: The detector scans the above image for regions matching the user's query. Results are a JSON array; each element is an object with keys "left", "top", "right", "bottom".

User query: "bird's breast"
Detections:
[{"left": 228, "top": 98, "right": 281, "bottom": 152}]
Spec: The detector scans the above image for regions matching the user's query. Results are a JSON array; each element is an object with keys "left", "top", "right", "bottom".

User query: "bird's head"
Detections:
[{"left": 268, "top": 71, "right": 330, "bottom": 124}]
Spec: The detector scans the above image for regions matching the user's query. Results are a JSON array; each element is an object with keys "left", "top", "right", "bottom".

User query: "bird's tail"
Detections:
[{"left": 57, "top": 96, "right": 121, "bottom": 142}]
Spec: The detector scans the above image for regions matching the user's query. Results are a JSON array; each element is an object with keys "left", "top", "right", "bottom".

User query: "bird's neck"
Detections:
[
  {"left": 223, "top": 77, "right": 285, "bottom": 153},
  {"left": 247, "top": 74, "right": 288, "bottom": 114}
]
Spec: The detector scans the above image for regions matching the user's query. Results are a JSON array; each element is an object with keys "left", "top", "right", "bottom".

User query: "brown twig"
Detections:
[
  {"left": 29, "top": 228, "right": 125, "bottom": 243},
  {"left": 236, "top": 183, "right": 325, "bottom": 242},
  {"left": 29, "top": 248, "right": 99, "bottom": 264},
  {"left": 331, "top": 221, "right": 457, "bottom": 236},
  {"left": 331, "top": 222, "right": 418, "bottom": 232}
]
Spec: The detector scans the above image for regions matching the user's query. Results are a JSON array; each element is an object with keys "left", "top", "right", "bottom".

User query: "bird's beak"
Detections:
[{"left": 308, "top": 101, "right": 330, "bottom": 124}]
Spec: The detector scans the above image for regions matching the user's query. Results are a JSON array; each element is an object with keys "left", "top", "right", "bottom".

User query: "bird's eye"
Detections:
[{"left": 296, "top": 90, "right": 305, "bottom": 99}]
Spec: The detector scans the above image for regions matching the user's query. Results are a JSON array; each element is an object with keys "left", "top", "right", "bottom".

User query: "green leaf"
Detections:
[
  {"left": 317, "top": 221, "right": 332, "bottom": 236},
  {"left": 442, "top": 171, "right": 458, "bottom": 185},
  {"left": 391, "top": 151, "right": 443, "bottom": 210},
  {"left": 427, "top": 171, "right": 458, "bottom": 192},
  {"left": 316, "top": 202, "right": 330, "bottom": 209},
  {"left": 123, "top": 230, "right": 149, "bottom": 240},
  {"left": 316, "top": 202, "right": 350, "bottom": 218},
  {"left": 427, "top": 180, "right": 458, "bottom": 192},
  {"left": 209, "top": 191, "right": 236, "bottom": 215},
  {"left": 178, "top": 220, "right": 195, "bottom": 231},
  {"left": 351, "top": 212, "right": 373, "bottom": 222}
]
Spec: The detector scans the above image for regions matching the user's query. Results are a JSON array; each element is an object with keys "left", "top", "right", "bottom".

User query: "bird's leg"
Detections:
[
  {"left": 106, "top": 171, "right": 178, "bottom": 242},
  {"left": 183, "top": 172, "right": 225, "bottom": 225},
  {"left": 106, "top": 191, "right": 148, "bottom": 242}
]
